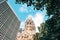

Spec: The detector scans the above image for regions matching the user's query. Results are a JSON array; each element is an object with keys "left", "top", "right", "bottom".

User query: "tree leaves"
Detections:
[{"left": 15, "top": 0, "right": 60, "bottom": 40}]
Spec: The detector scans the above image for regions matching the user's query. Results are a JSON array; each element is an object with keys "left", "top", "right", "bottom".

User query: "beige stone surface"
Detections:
[{"left": 16, "top": 18, "right": 36, "bottom": 40}]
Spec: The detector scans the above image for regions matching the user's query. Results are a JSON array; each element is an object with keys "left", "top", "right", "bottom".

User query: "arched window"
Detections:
[
  {"left": 30, "top": 22, "right": 32, "bottom": 24},
  {"left": 27, "top": 22, "right": 29, "bottom": 24}
]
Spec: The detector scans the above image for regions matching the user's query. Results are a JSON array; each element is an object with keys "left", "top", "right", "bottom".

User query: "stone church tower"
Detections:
[
  {"left": 24, "top": 17, "right": 36, "bottom": 32},
  {"left": 16, "top": 18, "right": 36, "bottom": 40}
]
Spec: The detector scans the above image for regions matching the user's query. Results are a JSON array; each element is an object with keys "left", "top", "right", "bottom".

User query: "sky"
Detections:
[{"left": 8, "top": 0, "right": 48, "bottom": 32}]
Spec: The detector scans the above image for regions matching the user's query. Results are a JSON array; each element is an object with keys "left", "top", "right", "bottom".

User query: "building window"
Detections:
[
  {"left": 27, "top": 22, "right": 29, "bottom": 24},
  {"left": 30, "top": 22, "right": 32, "bottom": 24}
]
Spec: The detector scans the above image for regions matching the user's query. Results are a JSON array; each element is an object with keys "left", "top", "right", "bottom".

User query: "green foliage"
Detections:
[
  {"left": 15, "top": 0, "right": 60, "bottom": 40},
  {"left": 45, "top": 15, "right": 60, "bottom": 40},
  {"left": 34, "top": 23, "right": 48, "bottom": 40},
  {"left": 15, "top": 0, "right": 60, "bottom": 16}
]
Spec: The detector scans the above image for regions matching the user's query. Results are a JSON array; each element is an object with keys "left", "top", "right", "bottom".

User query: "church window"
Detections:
[
  {"left": 30, "top": 22, "right": 32, "bottom": 24},
  {"left": 27, "top": 22, "right": 29, "bottom": 24}
]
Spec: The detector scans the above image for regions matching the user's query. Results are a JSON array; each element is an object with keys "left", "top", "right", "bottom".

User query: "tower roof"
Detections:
[{"left": 24, "top": 17, "right": 36, "bottom": 31}]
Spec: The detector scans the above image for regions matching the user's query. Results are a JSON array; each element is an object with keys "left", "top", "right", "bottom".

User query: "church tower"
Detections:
[
  {"left": 24, "top": 17, "right": 36, "bottom": 31},
  {"left": 16, "top": 17, "right": 36, "bottom": 40}
]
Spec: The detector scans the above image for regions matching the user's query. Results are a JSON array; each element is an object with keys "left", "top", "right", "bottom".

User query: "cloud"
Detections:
[
  {"left": 33, "top": 12, "right": 44, "bottom": 27},
  {"left": 20, "top": 12, "right": 45, "bottom": 32},
  {"left": 19, "top": 7, "right": 28, "bottom": 13},
  {"left": 27, "top": 12, "right": 45, "bottom": 32},
  {"left": 19, "top": 4, "right": 28, "bottom": 13},
  {"left": 20, "top": 21, "right": 25, "bottom": 30},
  {"left": 19, "top": 3, "right": 34, "bottom": 13}
]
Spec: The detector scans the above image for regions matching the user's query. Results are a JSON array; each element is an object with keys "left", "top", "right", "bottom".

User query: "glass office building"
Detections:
[{"left": 0, "top": 0, "right": 20, "bottom": 40}]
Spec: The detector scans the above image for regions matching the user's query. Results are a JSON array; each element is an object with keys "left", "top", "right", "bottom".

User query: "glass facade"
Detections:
[{"left": 0, "top": 1, "right": 20, "bottom": 40}]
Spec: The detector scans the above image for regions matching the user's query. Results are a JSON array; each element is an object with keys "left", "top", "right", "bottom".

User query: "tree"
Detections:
[
  {"left": 15, "top": 0, "right": 60, "bottom": 40},
  {"left": 15, "top": 0, "right": 60, "bottom": 15},
  {"left": 34, "top": 23, "right": 48, "bottom": 40}
]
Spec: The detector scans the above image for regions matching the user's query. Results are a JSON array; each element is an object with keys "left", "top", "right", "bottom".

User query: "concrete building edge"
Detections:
[
  {"left": 6, "top": 1, "right": 21, "bottom": 29},
  {"left": 6, "top": 1, "right": 21, "bottom": 22}
]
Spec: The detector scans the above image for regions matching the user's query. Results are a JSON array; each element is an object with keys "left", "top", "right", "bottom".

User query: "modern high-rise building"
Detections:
[{"left": 0, "top": 0, "right": 20, "bottom": 40}]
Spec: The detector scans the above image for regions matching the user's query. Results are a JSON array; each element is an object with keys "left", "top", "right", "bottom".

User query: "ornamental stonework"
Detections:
[{"left": 16, "top": 18, "right": 36, "bottom": 40}]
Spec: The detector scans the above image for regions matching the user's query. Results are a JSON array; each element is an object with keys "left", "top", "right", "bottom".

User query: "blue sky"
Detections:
[{"left": 8, "top": 0, "right": 48, "bottom": 32}]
